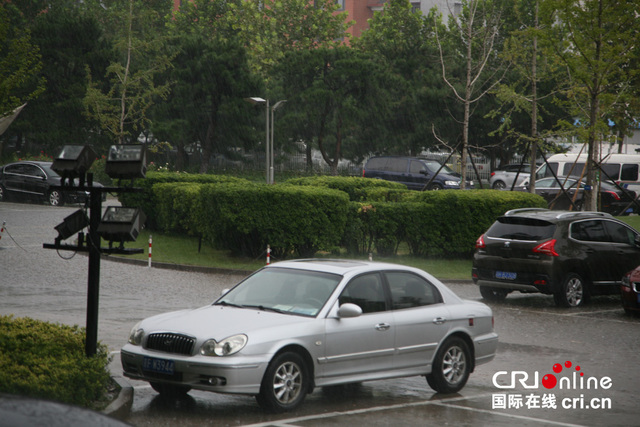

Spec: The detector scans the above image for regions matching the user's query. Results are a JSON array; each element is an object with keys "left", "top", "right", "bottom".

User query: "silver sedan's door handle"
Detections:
[
  {"left": 433, "top": 317, "right": 447, "bottom": 325},
  {"left": 375, "top": 323, "right": 391, "bottom": 331}
]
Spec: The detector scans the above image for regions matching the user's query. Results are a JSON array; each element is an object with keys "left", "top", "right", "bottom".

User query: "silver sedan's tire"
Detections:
[
  {"left": 257, "top": 352, "right": 308, "bottom": 412},
  {"left": 427, "top": 337, "right": 471, "bottom": 394}
]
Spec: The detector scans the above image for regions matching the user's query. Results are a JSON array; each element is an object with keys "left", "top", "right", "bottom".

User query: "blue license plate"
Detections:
[
  {"left": 496, "top": 271, "right": 517, "bottom": 280},
  {"left": 142, "top": 357, "right": 175, "bottom": 375}
]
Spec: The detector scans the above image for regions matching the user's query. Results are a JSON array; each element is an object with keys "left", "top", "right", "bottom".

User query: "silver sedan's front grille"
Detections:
[{"left": 145, "top": 333, "right": 195, "bottom": 355}]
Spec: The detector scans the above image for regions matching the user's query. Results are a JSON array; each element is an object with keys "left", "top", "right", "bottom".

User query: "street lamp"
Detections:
[{"left": 270, "top": 100, "right": 287, "bottom": 184}]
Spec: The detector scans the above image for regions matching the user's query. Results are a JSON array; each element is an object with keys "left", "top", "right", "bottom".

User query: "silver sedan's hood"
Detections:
[{"left": 141, "top": 304, "right": 312, "bottom": 340}]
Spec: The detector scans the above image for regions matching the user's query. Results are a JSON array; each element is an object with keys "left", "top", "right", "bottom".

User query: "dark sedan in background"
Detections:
[{"left": 0, "top": 161, "right": 104, "bottom": 206}]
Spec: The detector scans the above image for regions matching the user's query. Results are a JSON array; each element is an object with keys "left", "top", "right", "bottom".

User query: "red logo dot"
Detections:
[
  {"left": 542, "top": 374, "right": 557, "bottom": 389},
  {"left": 564, "top": 361, "right": 572, "bottom": 368},
  {"left": 553, "top": 363, "right": 562, "bottom": 373}
]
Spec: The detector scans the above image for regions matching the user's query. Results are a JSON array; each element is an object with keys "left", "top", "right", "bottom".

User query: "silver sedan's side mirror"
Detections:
[{"left": 337, "top": 303, "right": 362, "bottom": 318}]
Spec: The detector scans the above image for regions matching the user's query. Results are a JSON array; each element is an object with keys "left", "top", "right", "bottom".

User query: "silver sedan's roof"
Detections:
[{"left": 264, "top": 259, "right": 419, "bottom": 276}]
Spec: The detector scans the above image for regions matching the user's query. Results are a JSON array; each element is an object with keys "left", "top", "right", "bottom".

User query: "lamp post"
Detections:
[
  {"left": 245, "top": 97, "right": 270, "bottom": 184},
  {"left": 270, "top": 100, "right": 287, "bottom": 184}
]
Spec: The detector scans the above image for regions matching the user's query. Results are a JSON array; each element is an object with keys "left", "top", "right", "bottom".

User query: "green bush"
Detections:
[
  {"left": 119, "top": 171, "right": 250, "bottom": 229},
  {"left": 198, "top": 183, "right": 350, "bottom": 258},
  {"left": 285, "top": 176, "right": 406, "bottom": 201},
  {"left": 0, "top": 316, "right": 111, "bottom": 408},
  {"left": 154, "top": 182, "right": 202, "bottom": 235}
]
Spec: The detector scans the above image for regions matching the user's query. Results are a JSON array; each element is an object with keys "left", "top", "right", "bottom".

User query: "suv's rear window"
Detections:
[{"left": 486, "top": 217, "right": 556, "bottom": 240}]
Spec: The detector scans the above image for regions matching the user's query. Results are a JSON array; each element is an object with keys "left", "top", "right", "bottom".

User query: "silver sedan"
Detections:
[{"left": 121, "top": 259, "right": 498, "bottom": 412}]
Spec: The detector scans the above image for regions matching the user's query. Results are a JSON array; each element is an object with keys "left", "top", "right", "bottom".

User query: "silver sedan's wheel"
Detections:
[
  {"left": 257, "top": 352, "right": 308, "bottom": 412},
  {"left": 554, "top": 273, "right": 586, "bottom": 307},
  {"left": 426, "top": 337, "right": 471, "bottom": 394}
]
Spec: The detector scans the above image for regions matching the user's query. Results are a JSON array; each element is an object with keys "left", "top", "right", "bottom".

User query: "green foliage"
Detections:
[
  {"left": 0, "top": 316, "right": 111, "bottom": 408},
  {"left": 141, "top": 171, "right": 546, "bottom": 259},
  {"left": 0, "top": 5, "right": 45, "bottom": 115},
  {"left": 199, "top": 183, "right": 349, "bottom": 258},
  {"left": 118, "top": 171, "right": 250, "bottom": 228},
  {"left": 284, "top": 175, "right": 406, "bottom": 201},
  {"left": 154, "top": 182, "right": 202, "bottom": 235}
]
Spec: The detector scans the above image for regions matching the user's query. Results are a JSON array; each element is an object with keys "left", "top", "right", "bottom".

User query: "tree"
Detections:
[
  {"left": 0, "top": 3, "right": 45, "bottom": 154},
  {"left": 158, "top": 0, "right": 260, "bottom": 173},
  {"left": 9, "top": 2, "right": 112, "bottom": 154},
  {"left": 84, "top": 0, "right": 173, "bottom": 146},
  {"left": 275, "top": 46, "right": 393, "bottom": 175},
  {"left": 354, "top": 0, "right": 451, "bottom": 157},
  {"left": 487, "top": 0, "right": 567, "bottom": 191},
  {"left": 435, "top": 0, "right": 508, "bottom": 188},
  {"left": 540, "top": 0, "right": 639, "bottom": 210}
]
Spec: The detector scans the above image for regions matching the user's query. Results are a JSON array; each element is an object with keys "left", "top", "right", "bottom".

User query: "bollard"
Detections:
[
  {"left": 148, "top": 235, "right": 152, "bottom": 268},
  {"left": 0, "top": 221, "right": 4, "bottom": 241},
  {"left": 266, "top": 244, "right": 271, "bottom": 265}
]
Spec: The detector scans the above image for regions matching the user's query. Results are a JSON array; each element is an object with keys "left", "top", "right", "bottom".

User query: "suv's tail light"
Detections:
[
  {"left": 533, "top": 239, "right": 558, "bottom": 256},
  {"left": 475, "top": 235, "right": 485, "bottom": 249}
]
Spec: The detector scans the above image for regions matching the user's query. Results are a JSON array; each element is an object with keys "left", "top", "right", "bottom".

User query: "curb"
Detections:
[{"left": 102, "top": 375, "right": 133, "bottom": 421}]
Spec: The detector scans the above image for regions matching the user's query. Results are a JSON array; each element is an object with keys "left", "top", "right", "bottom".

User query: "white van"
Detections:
[{"left": 536, "top": 153, "right": 640, "bottom": 191}]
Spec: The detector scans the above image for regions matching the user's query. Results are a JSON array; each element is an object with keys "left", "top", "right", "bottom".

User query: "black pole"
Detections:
[{"left": 86, "top": 176, "right": 102, "bottom": 357}]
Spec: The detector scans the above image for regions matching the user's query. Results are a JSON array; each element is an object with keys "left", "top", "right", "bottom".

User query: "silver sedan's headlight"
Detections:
[
  {"left": 200, "top": 334, "right": 247, "bottom": 356},
  {"left": 128, "top": 322, "right": 144, "bottom": 345}
]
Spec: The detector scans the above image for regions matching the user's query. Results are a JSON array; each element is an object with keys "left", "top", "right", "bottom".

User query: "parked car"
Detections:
[
  {"left": 473, "top": 208, "right": 640, "bottom": 307},
  {"left": 362, "top": 156, "right": 474, "bottom": 190},
  {"left": 121, "top": 259, "right": 498, "bottom": 412},
  {"left": 621, "top": 266, "right": 640, "bottom": 315},
  {"left": 519, "top": 176, "right": 637, "bottom": 215},
  {"left": 489, "top": 163, "right": 531, "bottom": 190},
  {"left": 0, "top": 161, "right": 104, "bottom": 206}
]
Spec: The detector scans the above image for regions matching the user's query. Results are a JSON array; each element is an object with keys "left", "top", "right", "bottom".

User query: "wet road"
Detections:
[{"left": 1, "top": 201, "right": 639, "bottom": 426}]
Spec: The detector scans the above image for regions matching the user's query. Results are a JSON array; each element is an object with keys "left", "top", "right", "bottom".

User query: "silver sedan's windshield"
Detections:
[{"left": 216, "top": 267, "right": 342, "bottom": 317}]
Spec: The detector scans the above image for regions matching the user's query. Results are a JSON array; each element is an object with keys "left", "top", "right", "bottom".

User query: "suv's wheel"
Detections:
[
  {"left": 479, "top": 286, "right": 509, "bottom": 301},
  {"left": 426, "top": 336, "right": 471, "bottom": 394},
  {"left": 428, "top": 183, "right": 443, "bottom": 190},
  {"left": 492, "top": 180, "right": 506, "bottom": 190},
  {"left": 554, "top": 273, "right": 588, "bottom": 307}
]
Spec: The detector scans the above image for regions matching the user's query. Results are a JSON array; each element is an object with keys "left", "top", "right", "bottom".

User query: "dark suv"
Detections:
[
  {"left": 362, "top": 156, "right": 473, "bottom": 190},
  {"left": 472, "top": 208, "right": 640, "bottom": 307}
]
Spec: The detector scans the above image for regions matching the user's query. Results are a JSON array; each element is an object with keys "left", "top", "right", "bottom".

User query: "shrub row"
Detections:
[
  {"left": 0, "top": 316, "right": 111, "bottom": 407},
  {"left": 134, "top": 173, "right": 546, "bottom": 258},
  {"left": 119, "top": 171, "right": 250, "bottom": 229}
]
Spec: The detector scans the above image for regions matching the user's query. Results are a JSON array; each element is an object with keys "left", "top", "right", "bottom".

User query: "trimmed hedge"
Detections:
[
  {"left": 125, "top": 173, "right": 547, "bottom": 258},
  {"left": 119, "top": 171, "right": 250, "bottom": 228},
  {"left": 197, "top": 183, "right": 350, "bottom": 258},
  {"left": 0, "top": 316, "right": 111, "bottom": 407},
  {"left": 285, "top": 176, "right": 407, "bottom": 201}
]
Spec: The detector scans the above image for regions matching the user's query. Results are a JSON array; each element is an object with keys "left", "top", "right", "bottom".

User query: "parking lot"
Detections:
[{"left": 1, "top": 201, "right": 639, "bottom": 426}]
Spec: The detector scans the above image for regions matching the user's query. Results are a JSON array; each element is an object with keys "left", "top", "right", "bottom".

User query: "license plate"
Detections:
[
  {"left": 496, "top": 271, "right": 517, "bottom": 280},
  {"left": 142, "top": 357, "right": 175, "bottom": 375}
]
